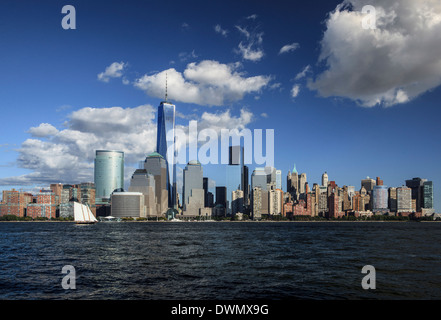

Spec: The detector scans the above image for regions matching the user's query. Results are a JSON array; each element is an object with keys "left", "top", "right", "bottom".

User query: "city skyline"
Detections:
[{"left": 0, "top": 0, "right": 440, "bottom": 213}]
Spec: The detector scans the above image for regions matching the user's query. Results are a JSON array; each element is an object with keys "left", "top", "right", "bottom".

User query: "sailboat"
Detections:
[{"left": 74, "top": 202, "right": 98, "bottom": 224}]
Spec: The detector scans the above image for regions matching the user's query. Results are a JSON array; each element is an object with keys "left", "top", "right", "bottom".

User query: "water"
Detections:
[{"left": 1, "top": 221, "right": 441, "bottom": 300}]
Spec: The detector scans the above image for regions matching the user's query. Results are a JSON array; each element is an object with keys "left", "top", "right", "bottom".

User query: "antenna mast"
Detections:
[{"left": 165, "top": 72, "right": 168, "bottom": 102}]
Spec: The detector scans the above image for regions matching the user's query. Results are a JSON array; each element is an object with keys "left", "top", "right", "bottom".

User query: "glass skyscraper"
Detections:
[
  {"left": 226, "top": 146, "right": 244, "bottom": 215},
  {"left": 94, "top": 150, "right": 124, "bottom": 203},
  {"left": 156, "top": 101, "right": 176, "bottom": 208}
]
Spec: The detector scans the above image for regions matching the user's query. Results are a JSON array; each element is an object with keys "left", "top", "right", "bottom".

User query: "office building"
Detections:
[
  {"left": 372, "top": 185, "right": 389, "bottom": 213},
  {"left": 299, "top": 173, "right": 307, "bottom": 195},
  {"left": 423, "top": 181, "right": 434, "bottom": 209},
  {"left": 94, "top": 150, "right": 124, "bottom": 203},
  {"left": 183, "top": 160, "right": 204, "bottom": 217},
  {"left": 26, "top": 191, "right": 57, "bottom": 219},
  {"left": 405, "top": 177, "right": 426, "bottom": 212},
  {"left": 226, "top": 146, "right": 244, "bottom": 214},
  {"left": 215, "top": 186, "right": 227, "bottom": 210},
  {"left": 156, "top": 100, "right": 177, "bottom": 208},
  {"left": 0, "top": 189, "right": 33, "bottom": 217},
  {"left": 111, "top": 192, "right": 145, "bottom": 218},
  {"left": 276, "top": 170, "right": 282, "bottom": 190},
  {"left": 232, "top": 189, "right": 244, "bottom": 216},
  {"left": 397, "top": 186, "right": 412, "bottom": 213},
  {"left": 129, "top": 169, "right": 157, "bottom": 217},
  {"left": 322, "top": 172, "right": 328, "bottom": 187},
  {"left": 144, "top": 152, "right": 168, "bottom": 216},
  {"left": 361, "top": 177, "right": 376, "bottom": 194}
]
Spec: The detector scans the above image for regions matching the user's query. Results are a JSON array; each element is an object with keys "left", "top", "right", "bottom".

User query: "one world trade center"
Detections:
[{"left": 156, "top": 99, "right": 177, "bottom": 209}]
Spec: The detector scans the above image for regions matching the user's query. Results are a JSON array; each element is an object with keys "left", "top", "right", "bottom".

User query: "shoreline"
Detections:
[{"left": 0, "top": 219, "right": 439, "bottom": 223}]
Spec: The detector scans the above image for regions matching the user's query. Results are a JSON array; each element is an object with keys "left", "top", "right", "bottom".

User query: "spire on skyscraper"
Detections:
[
  {"left": 293, "top": 163, "right": 297, "bottom": 174},
  {"left": 165, "top": 72, "right": 168, "bottom": 102}
]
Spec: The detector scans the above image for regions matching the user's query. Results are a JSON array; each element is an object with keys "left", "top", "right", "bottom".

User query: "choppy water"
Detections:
[{"left": 1, "top": 221, "right": 440, "bottom": 300}]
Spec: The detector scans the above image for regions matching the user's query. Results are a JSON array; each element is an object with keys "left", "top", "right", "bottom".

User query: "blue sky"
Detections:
[{"left": 0, "top": 0, "right": 441, "bottom": 212}]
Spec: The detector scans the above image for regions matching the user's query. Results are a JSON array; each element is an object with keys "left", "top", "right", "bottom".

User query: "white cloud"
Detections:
[
  {"left": 27, "top": 123, "right": 59, "bottom": 138},
  {"left": 279, "top": 43, "right": 300, "bottom": 55},
  {"left": 134, "top": 60, "right": 271, "bottom": 106},
  {"left": 308, "top": 0, "right": 441, "bottom": 107},
  {"left": 97, "top": 61, "right": 127, "bottom": 83},
  {"left": 295, "top": 65, "right": 311, "bottom": 80},
  {"left": 291, "top": 84, "right": 300, "bottom": 98},
  {"left": 246, "top": 14, "right": 258, "bottom": 20},
  {"left": 178, "top": 50, "right": 198, "bottom": 62},
  {"left": 235, "top": 25, "right": 264, "bottom": 62},
  {"left": 214, "top": 24, "right": 228, "bottom": 37},
  {"left": 0, "top": 105, "right": 255, "bottom": 187}
]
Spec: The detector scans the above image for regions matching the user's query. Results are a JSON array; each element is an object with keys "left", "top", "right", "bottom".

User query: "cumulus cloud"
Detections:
[
  {"left": 308, "top": 0, "right": 441, "bottom": 107},
  {"left": 279, "top": 43, "right": 300, "bottom": 55},
  {"left": 0, "top": 105, "right": 254, "bottom": 187},
  {"left": 97, "top": 61, "right": 127, "bottom": 82},
  {"left": 134, "top": 60, "right": 271, "bottom": 106},
  {"left": 27, "top": 123, "right": 59, "bottom": 138}
]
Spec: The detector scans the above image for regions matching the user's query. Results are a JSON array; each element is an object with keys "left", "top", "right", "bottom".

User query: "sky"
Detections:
[{"left": 0, "top": 0, "right": 441, "bottom": 212}]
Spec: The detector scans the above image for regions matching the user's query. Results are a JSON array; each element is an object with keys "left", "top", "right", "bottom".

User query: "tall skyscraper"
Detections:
[
  {"left": 397, "top": 186, "right": 412, "bottom": 213},
  {"left": 156, "top": 99, "right": 177, "bottom": 209},
  {"left": 405, "top": 177, "right": 426, "bottom": 212},
  {"left": 322, "top": 172, "right": 328, "bottom": 187},
  {"left": 144, "top": 152, "right": 168, "bottom": 215},
  {"left": 275, "top": 170, "right": 282, "bottom": 190},
  {"left": 423, "top": 181, "right": 434, "bottom": 209},
  {"left": 299, "top": 173, "right": 307, "bottom": 194},
  {"left": 372, "top": 185, "right": 389, "bottom": 213},
  {"left": 94, "top": 150, "right": 124, "bottom": 204},
  {"left": 183, "top": 160, "right": 204, "bottom": 215},
  {"left": 215, "top": 186, "right": 227, "bottom": 210}
]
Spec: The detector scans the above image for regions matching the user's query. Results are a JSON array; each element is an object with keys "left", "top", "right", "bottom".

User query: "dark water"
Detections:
[{"left": 1, "top": 221, "right": 441, "bottom": 300}]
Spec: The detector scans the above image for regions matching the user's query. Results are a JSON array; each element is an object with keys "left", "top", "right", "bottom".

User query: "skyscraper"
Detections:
[
  {"left": 144, "top": 152, "right": 168, "bottom": 216},
  {"left": 405, "top": 177, "right": 426, "bottom": 212},
  {"left": 423, "top": 181, "right": 434, "bottom": 209},
  {"left": 322, "top": 172, "right": 328, "bottom": 187},
  {"left": 226, "top": 146, "right": 244, "bottom": 214},
  {"left": 361, "top": 177, "right": 376, "bottom": 194},
  {"left": 372, "top": 185, "right": 389, "bottom": 213},
  {"left": 397, "top": 186, "right": 412, "bottom": 213},
  {"left": 183, "top": 160, "right": 204, "bottom": 215},
  {"left": 275, "top": 170, "right": 282, "bottom": 190},
  {"left": 156, "top": 100, "right": 177, "bottom": 208},
  {"left": 94, "top": 150, "right": 124, "bottom": 204}
]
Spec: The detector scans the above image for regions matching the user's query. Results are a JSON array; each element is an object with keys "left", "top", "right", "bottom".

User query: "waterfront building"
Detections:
[
  {"left": 183, "top": 160, "right": 204, "bottom": 217},
  {"left": 50, "top": 183, "right": 63, "bottom": 206},
  {"left": 232, "top": 189, "right": 244, "bottom": 216},
  {"left": 111, "top": 192, "right": 145, "bottom": 218},
  {"left": 397, "top": 186, "right": 413, "bottom": 213},
  {"left": 405, "top": 177, "right": 426, "bottom": 212},
  {"left": 156, "top": 100, "right": 177, "bottom": 208},
  {"left": 287, "top": 164, "right": 299, "bottom": 200},
  {"left": 0, "top": 189, "right": 33, "bottom": 217},
  {"left": 423, "top": 181, "right": 434, "bottom": 209},
  {"left": 372, "top": 185, "right": 389, "bottom": 214},
  {"left": 26, "top": 191, "right": 57, "bottom": 219},
  {"left": 80, "top": 183, "right": 96, "bottom": 216},
  {"left": 252, "top": 187, "right": 262, "bottom": 220},
  {"left": 388, "top": 187, "right": 397, "bottom": 213},
  {"left": 128, "top": 169, "right": 157, "bottom": 217},
  {"left": 144, "top": 152, "right": 168, "bottom": 216},
  {"left": 215, "top": 186, "right": 227, "bottom": 210},
  {"left": 94, "top": 150, "right": 124, "bottom": 204}
]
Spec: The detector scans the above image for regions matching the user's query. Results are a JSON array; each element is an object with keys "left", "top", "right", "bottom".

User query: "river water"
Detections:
[{"left": 1, "top": 221, "right": 440, "bottom": 300}]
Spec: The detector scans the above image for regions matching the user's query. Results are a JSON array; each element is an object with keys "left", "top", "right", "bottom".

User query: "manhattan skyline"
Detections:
[{"left": 0, "top": 0, "right": 440, "bottom": 212}]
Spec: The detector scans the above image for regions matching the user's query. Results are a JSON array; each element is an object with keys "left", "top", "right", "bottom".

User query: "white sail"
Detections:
[{"left": 74, "top": 202, "right": 97, "bottom": 223}]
